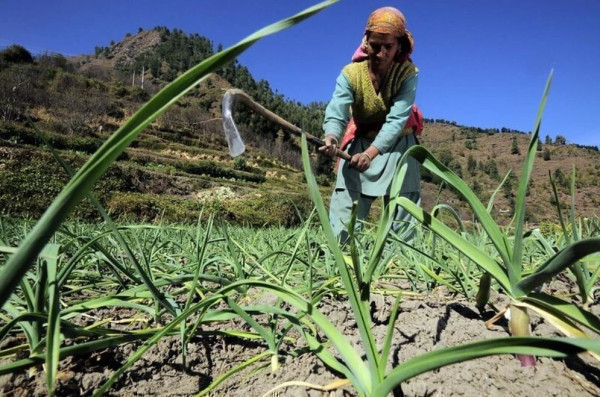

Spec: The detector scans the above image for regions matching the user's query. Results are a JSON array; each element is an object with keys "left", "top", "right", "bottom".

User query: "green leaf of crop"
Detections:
[
  {"left": 61, "top": 297, "right": 157, "bottom": 318},
  {"left": 378, "top": 293, "right": 402, "bottom": 378},
  {"left": 487, "top": 170, "right": 513, "bottom": 213},
  {"left": 43, "top": 244, "right": 61, "bottom": 397},
  {"left": 395, "top": 197, "right": 512, "bottom": 293},
  {"left": 393, "top": 144, "right": 513, "bottom": 273},
  {"left": 225, "top": 297, "right": 276, "bottom": 352},
  {"left": 362, "top": 199, "right": 393, "bottom": 293},
  {"left": 229, "top": 280, "right": 370, "bottom": 394},
  {"left": 418, "top": 264, "right": 461, "bottom": 293},
  {"left": 512, "top": 71, "right": 553, "bottom": 282},
  {"left": 1, "top": 304, "right": 38, "bottom": 352},
  {"left": 522, "top": 293, "right": 600, "bottom": 335},
  {"left": 431, "top": 204, "right": 466, "bottom": 234},
  {"left": 0, "top": 333, "right": 151, "bottom": 376},
  {"left": 515, "top": 238, "right": 600, "bottom": 296},
  {"left": 373, "top": 336, "right": 600, "bottom": 397},
  {"left": 301, "top": 133, "right": 379, "bottom": 387}
]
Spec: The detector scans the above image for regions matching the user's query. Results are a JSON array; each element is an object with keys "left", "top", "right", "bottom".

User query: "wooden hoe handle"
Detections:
[{"left": 227, "top": 89, "right": 351, "bottom": 161}]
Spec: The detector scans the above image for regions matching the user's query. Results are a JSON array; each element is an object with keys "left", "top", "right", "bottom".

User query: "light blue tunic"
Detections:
[{"left": 322, "top": 71, "right": 420, "bottom": 196}]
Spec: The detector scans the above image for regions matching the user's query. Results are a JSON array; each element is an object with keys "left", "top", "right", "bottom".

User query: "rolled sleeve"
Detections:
[
  {"left": 322, "top": 73, "right": 354, "bottom": 140},
  {"left": 372, "top": 73, "right": 419, "bottom": 153}
]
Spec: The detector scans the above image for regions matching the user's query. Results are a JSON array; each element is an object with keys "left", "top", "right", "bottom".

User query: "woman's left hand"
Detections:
[{"left": 349, "top": 152, "right": 371, "bottom": 172}]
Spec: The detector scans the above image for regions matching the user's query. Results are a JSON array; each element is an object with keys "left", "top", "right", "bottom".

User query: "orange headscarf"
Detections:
[
  {"left": 365, "top": 6, "right": 406, "bottom": 37},
  {"left": 359, "top": 6, "right": 414, "bottom": 63}
]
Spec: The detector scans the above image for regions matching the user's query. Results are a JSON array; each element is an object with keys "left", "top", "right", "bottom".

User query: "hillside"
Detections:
[
  {"left": 0, "top": 28, "right": 598, "bottom": 227},
  {"left": 418, "top": 123, "right": 600, "bottom": 225}
]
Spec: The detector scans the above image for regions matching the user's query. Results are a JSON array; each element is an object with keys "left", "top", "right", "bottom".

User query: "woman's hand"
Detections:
[
  {"left": 349, "top": 152, "right": 372, "bottom": 172},
  {"left": 318, "top": 135, "right": 339, "bottom": 157}
]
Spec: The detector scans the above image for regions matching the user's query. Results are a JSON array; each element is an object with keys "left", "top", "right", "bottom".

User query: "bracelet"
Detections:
[{"left": 360, "top": 152, "right": 372, "bottom": 161}]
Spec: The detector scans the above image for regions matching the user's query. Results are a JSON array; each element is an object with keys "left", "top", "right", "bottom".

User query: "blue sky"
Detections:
[{"left": 1, "top": 0, "right": 599, "bottom": 147}]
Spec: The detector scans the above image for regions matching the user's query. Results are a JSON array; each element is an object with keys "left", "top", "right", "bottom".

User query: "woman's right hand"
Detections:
[{"left": 318, "top": 135, "right": 339, "bottom": 157}]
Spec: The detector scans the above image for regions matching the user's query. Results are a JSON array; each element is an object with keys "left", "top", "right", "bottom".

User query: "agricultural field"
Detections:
[
  {"left": 1, "top": 206, "right": 600, "bottom": 396},
  {"left": 2, "top": 3, "right": 600, "bottom": 396}
]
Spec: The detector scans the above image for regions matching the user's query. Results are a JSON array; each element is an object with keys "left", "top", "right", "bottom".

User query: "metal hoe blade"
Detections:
[{"left": 222, "top": 90, "right": 246, "bottom": 157}]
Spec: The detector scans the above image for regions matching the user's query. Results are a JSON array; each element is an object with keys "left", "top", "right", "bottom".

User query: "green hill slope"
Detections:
[{"left": 0, "top": 29, "right": 598, "bottom": 226}]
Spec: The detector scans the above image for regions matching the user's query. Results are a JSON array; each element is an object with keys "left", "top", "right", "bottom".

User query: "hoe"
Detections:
[{"left": 221, "top": 88, "right": 351, "bottom": 160}]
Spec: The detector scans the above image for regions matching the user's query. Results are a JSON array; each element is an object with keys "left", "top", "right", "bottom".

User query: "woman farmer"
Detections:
[{"left": 319, "top": 6, "right": 422, "bottom": 241}]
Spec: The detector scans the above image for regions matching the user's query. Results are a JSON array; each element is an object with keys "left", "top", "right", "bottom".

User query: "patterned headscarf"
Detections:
[
  {"left": 357, "top": 6, "right": 414, "bottom": 63},
  {"left": 365, "top": 7, "right": 406, "bottom": 37}
]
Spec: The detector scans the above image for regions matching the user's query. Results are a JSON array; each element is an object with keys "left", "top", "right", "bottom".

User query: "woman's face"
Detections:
[{"left": 366, "top": 32, "right": 400, "bottom": 74}]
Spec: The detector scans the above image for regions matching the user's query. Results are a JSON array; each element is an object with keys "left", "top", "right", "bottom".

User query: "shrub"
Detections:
[
  {"left": 543, "top": 148, "right": 551, "bottom": 161},
  {"left": 553, "top": 167, "right": 569, "bottom": 190},
  {"left": 36, "top": 52, "right": 72, "bottom": 71},
  {"left": 129, "top": 86, "right": 150, "bottom": 102},
  {"left": 0, "top": 151, "right": 68, "bottom": 217},
  {"left": 449, "top": 159, "right": 463, "bottom": 177},
  {"left": 511, "top": 135, "right": 520, "bottom": 154},
  {"left": 467, "top": 154, "right": 477, "bottom": 175},
  {"left": 107, "top": 192, "right": 205, "bottom": 223},
  {"left": 437, "top": 147, "right": 454, "bottom": 166},
  {"left": 0, "top": 121, "right": 104, "bottom": 153},
  {"left": 0, "top": 64, "right": 41, "bottom": 121},
  {"left": 315, "top": 174, "right": 332, "bottom": 186},
  {"left": 233, "top": 157, "right": 249, "bottom": 171},
  {"left": 472, "top": 179, "right": 482, "bottom": 195},
  {"left": 221, "top": 191, "right": 312, "bottom": 227},
  {"left": 481, "top": 158, "right": 499, "bottom": 180},
  {"left": 0, "top": 45, "right": 34, "bottom": 65}
]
